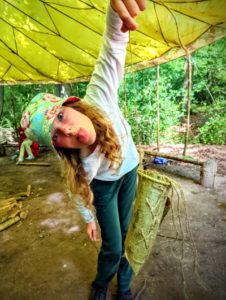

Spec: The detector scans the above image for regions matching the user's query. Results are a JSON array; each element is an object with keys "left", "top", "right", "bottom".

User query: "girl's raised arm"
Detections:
[{"left": 84, "top": 1, "right": 146, "bottom": 110}]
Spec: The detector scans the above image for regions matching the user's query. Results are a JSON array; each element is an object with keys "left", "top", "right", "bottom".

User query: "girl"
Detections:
[{"left": 21, "top": 1, "right": 146, "bottom": 299}]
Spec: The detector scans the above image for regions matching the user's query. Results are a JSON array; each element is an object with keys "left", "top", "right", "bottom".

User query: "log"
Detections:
[
  {"left": 17, "top": 162, "right": 50, "bottom": 166},
  {"left": 140, "top": 149, "right": 204, "bottom": 166},
  {"left": 1, "top": 214, "right": 10, "bottom": 224},
  {"left": 0, "top": 204, "right": 21, "bottom": 223},
  {"left": 0, "top": 216, "right": 20, "bottom": 231},
  {"left": 0, "top": 200, "right": 18, "bottom": 210},
  {"left": 0, "top": 186, "right": 31, "bottom": 202},
  {"left": 0, "top": 197, "right": 17, "bottom": 205},
  {"left": 0, "top": 203, "right": 18, "bottom": 215},
  {"left": 0, "top": 208, "right": 21, "bottom": 223},
  {"left": 0, "top": 198, "right": 22, "bottom": 224},
  {"left": 20, "top": 210, "right": 28, "bottom": 220}
]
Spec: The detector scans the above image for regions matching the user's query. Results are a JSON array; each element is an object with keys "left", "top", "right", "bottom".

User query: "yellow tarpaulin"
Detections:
[{"left": 0, "top": 0, "right": 225, "bottom": 84}]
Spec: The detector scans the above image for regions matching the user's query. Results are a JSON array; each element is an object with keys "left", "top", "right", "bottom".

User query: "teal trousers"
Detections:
[{"left": 90, "top": 165, "right": 138, "bottom": 292}]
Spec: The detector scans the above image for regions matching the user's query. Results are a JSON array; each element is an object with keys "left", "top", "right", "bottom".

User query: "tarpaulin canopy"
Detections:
[{"left": 0, "top": 0, "right": 225, "bottom": 84}]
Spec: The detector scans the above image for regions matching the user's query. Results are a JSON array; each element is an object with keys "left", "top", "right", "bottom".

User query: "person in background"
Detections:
[
  {"left": 17, "top": 126, "right": 37, "bottom": 163},
  {"left": 19, "top": 1, "right": 146, "bottom": 299}
]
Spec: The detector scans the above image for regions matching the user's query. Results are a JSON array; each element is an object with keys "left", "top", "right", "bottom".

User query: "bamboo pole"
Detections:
[
  {"left": 11, "top": 95, "right": 19, "bottom": 140},
  {"left": 0, "top": 85, "right": 4, "bottom": 118},
  {"left": 0, "top": 207, "right": 19, "bottom": 222},
  {"left": 123, "top": 76, "right": 128, "bottom": 118},
  {"left": 0, "top": 197, "right": 16, "bottom": 205},
  {"left": 156, "top": 65, "right": 160, "bottom": 152},
  {"left": 183, "top": 54, "right": 192, "bottom": 156},
  {"left": 0, "top": 216, "right": 20, "bottom": 232}
]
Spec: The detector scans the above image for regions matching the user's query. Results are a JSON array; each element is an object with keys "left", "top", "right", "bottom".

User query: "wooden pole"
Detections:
[
  {"left": 183, "top": 54, "right": 192, "bottom": 156},
  {"left": 0, "top": 216, "right": 20, "bottom": 232},
  {"left": 0, "top": 85, "right": 4, "bottom": 118},
  {"left": 16, "top": 162, "right": 50, "bottom": 166},
  {"left": 156, "top": 65, "right": 160, "bottom": 152},
  {"left": 123, "top": 76, "right": 128, "bottom": 118},
  {"left": 133, "top": 72, "right": 141, "bottom": 144},
  {"left": 11, "top": 95, "right": 19, "bottom": 140},
  {"left": 141, "top": 149, "right": 203, "bottom": 166}
]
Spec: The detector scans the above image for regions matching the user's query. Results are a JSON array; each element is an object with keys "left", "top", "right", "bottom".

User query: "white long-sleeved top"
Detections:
[{"left": 74, "top": 5, "right": 139, "bottom": 223}]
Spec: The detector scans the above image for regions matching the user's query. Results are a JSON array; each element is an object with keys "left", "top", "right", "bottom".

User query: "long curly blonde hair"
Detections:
[{"left": 55, "top": 101, "right": 122, "bottom": 208}]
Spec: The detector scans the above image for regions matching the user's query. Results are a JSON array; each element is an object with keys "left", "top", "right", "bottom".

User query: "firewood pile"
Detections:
[{"left": 0, "top": 185, "right": 31, "bottom": 232}]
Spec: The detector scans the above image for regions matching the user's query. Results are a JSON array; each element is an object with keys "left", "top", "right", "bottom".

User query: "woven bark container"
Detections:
[{"left": 125, "top": 169, "right": 172, "bottom": 275}]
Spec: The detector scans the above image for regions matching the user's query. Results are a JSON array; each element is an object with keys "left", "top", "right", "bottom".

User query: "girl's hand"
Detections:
[
  {"left": 111, "top": 0, "right": 146, "bottom": 32},
  {"left": 86, "top": 221, "right": 99, "bottom": 242}
]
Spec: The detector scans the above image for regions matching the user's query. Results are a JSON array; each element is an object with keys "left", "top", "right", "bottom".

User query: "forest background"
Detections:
[{"left": 0, "top": 37, "right": 225, "bottom": 146}]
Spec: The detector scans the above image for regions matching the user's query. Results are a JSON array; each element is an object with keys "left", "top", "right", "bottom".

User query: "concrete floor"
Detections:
[{"left": 0, "top": 153, "right": 226, "bottom": 300}]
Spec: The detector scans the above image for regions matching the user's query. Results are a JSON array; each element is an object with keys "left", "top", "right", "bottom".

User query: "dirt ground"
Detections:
[{"left": 0, "top": 145, "right": 226, "bottom": 300}]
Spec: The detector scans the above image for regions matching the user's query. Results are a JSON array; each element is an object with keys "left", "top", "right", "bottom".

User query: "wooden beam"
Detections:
[{"left": 141, "top": 149, "right": 204, "bottom": 166}]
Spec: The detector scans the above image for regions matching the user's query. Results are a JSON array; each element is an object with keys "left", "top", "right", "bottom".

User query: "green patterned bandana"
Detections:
[{"left": 21, "top": 93, "right": 80, "bottom": 148}]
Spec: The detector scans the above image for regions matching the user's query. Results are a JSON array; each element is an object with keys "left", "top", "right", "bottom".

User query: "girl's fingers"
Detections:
[
  {"left": 92, "top": 229, "right": 99, "bottom": 242},
  {"left": 121, "top": 23, "right": 129, "bottom": 33},
  {"left": 111, "top": 0, "right": 138, "bottom": 31},
  {"left": 135, "top": 0, "right": 147, "bottom": 11},
  {"left": 111, "top": 0, "right": 146, "bottom": 31},
  {"left": 87, "top": 227, "right": 98, "bottom": 242},
  {"left": 123, "top": 0, "right": 141, "bottom": 17}
]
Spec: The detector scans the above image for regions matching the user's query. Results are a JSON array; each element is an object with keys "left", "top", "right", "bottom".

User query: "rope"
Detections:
[
  {"left": 158, "top": 0, "right": 190, "bottom": 56},
  {"left": 135, "top": 278, "right": 147, "bottom": 300}
]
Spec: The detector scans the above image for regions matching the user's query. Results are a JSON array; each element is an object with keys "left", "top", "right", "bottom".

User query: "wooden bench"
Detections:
[{"left": 140, "top": 150, "right": 217, "bottom": 188}]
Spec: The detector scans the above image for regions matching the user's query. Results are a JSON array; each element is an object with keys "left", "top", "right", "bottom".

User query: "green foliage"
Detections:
[
  {"left": 0, "top": 38, "right": 225, "bottom": 145},
  {"left": 195, "top": 100, "right": 226, "bottom": 144},
  {"left": 192, "top": 38, "right": 226, "bottom": 106},
  {"left": 71, "top": 82, "right": 88, "bottom": 99},
  {"left": 118, "top": 67, "right": 183, "bottom": 144},
  {"left": 0, "top": 84, "right": 57, "bottom": 132},
  {"left": 118, "top": 38, "right": 226, "bottom": 145}
]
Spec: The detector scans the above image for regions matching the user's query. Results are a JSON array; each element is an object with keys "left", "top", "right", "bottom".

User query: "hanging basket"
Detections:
[{"left": 125, "top": 169, "right": 174, "bottom": 275}]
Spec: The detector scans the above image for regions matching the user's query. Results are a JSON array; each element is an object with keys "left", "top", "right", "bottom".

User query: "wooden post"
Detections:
[
  {"left": 123, "top": 76, "right": 128, "bottom": 118},
  {"left": 183, "top": 54, "right": 192, "bottom": 156},
  {"left": 133, "top": 72, "right": 141, "bottom": 144},
  {"left": 156, "top": 65, "right": 160, "bottom": 152},
  {"left": 10, "top": 95, "right": 19, "bottom": 139},
  {"left": 200, "top": 159, "right": 217, "bottom": 188},
  {"left": 0, "top": 85, "right": 4, "bottom": 118}
]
